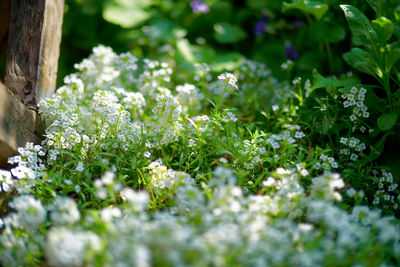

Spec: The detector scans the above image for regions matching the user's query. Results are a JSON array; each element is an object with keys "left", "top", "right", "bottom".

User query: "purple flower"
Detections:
[
  {"left": 285, "top": 42, "right": 299, "bottom": 61},
  {"left": 254, "top": 16, "right": 269, "bottom": 35},
  {"left": 293, "top": 20, "right": 303, "bottom": 29},
  {"left": 190, "top": 0, "right": 209, "bottom": 13}
]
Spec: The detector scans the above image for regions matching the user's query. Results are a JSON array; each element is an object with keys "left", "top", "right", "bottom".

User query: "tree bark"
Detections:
[{"left": 4, "top": 0, "right": 63, "bottom": 110}]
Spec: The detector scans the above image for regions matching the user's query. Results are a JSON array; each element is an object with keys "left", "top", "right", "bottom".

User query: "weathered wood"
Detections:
[
  {"left": 0, "top": 0, "right": 10, "bottom": 58},
  {"left": 37, "top": 0, "right": 64, "bottom": 101},
  {"left": 4, "top": 0, "right": 64, "bottom": 109},
  {"left": 0, "top": 82, "right": 44, "bottom": 167},
  {"left": 0, "top": 0, "right": 63, "bottom": 169}
]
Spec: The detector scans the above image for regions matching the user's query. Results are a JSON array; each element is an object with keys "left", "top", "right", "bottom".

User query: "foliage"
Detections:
[{"left": 1, "top": 0, "right": 400, "bottom": 266}]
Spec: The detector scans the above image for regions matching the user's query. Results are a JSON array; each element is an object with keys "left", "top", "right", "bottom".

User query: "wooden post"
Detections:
[
  {"left": 0, "top": 0, "right": 64, "bottom": 167},
  {"left": 0, "top": 0, "right": 10, "bottom": 57}
]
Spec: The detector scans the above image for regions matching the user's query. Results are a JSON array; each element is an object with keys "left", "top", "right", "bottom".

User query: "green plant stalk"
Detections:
[
  {"left": 324, "top": 39, "right": 334, "bottom": 73},
  {"left": 377, "top": 0, "right": 382, "bottom": 17},
  {"left": 215, "top": 81, "right": 229, "bottom": 115},
  {"left": 383, "top": 74, "right": 393, "bottom": 110}
]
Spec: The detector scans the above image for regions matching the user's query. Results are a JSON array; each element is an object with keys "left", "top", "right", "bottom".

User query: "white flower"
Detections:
[
  {"left": 350, "top": 153, "right": 359, "bottom": 161},
  {"left": 218, "top": 72, "right": 238, "bottom": 91},
  {"left": 262, "top": 177, "right": 276, "bottom": 187},
  {"left": 101, "top": 171, "right": 115, "bottom": 185},
  {"left": 49, "top": 197, "right": 81, "bottom": 225},
  {"left": 46, "top": 227, "right": 101, "bottom": 267},
  {"left": 0, "top": 170, "right": 13, "bottom": 192},
  {"left": 9, "top": 195, "right": 46, "bottom": 229},
  {"left": 75, "top": 161, "right": 84, "bottom": 172},
  {"left": 219, "top": 157, "right": 228, "bottom": 164},
  {"left": 188, "top": 139, "right": 196, "bottom": 147}
]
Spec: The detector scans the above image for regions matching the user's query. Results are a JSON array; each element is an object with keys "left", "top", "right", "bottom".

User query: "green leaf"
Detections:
[
  {"left": 340, "top": 5, "right": 378, "bottom": 47},
  {"left": 103, "top": 0, "right": 153, "bottom": 28},
  {"left": 327, "top": 25, "right": 346, "bottom": 43},
  {"left": 395, "top": 5, "right": 400, "bottom": 21},
  {"left": 308, "top": 21, "right": 329, "bottom": 43},
  {"left": 176, "top": 39, "right": 196, "bottom": 63},
  {"left": 356, "top": 133, "right": 387, "bottom": 166},
  {"left": 214, "top": 23, "right": 247, "bottom": 44},
  {"left": 213, "top": 53, "right": 244, "bottom": 72},
  {"left": 146, "top": 19, "right": 187, "bottom": 42},
  {"left": 313, "top": 69, "right": 359, "bottom": 96},
  {"left": 282, "top": 0, "right": 328, "bottom": 21},
  {"left": 385, "top": 48, "right": 400, "bottom": 73},
  {"left": 246, "top": 0, "right": 281, "bottom": 9},
  {"left": 377, "top": 113, "right": 398, "bottom": 131},
  {"left": 343, "top": 48, "right": 383, "bottom": 78},
  {"left": 366, "top": 0, "right": 377, "bottom": 12},
  {"left": 372, "top": 17, "right": 394, "bottom": 43}
]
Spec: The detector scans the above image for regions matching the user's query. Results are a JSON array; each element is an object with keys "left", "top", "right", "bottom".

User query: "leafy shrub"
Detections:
[{"left": 1, "top": 0, "right": 400, "bottom": 266}]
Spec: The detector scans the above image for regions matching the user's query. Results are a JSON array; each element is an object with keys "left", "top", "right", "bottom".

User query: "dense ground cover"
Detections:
[{"left": 1, "top": 0, "right": 400, "bottom": 266}]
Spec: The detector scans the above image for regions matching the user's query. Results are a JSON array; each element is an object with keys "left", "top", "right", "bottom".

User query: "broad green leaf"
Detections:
[
  {"left": 340, "top": 5, "right": 378, "bottom": 47},
  {"left": 327, "top": 25, "right": 346, "bottom": 43},
  {"left": 282, "top": 0, "right": 328, "bottom": 21},
  {"left": 146, "top": 19, "right": 187, "bottom": 42},
  {"left": 308, "top": 21, "right": 329, "bottom": 43},
  {"left": 343, "top": 48, "right": 383, "bottom": 78},
  {"left": 366, "top": 0, "right": 377, "bottom": 12},
  {"left": 213, "top": 53, "right": 244, "bottom": 72},
  {"left": 372, "top": 17, "right": 394, "bottom": 43},
  {"left": 103, "top": 0, "right": 153, "bottom": 28},
  {"left": 177, "top": 39, "right": 196, "bottom": 63},
  {"left": 214, "top": 23, "right": 247, "bottom": 44},
  {"left": 385, "top": 48, "right": 400, "bottom": 73},
  {"left": 313, "top": 69, "right": 359, "bottom": 96},
  {"left": 377, "top": 113, "right": 398, "bottom": 131},
  {"left": 298, "top": 51, "right": 322, "bottom": 71}
]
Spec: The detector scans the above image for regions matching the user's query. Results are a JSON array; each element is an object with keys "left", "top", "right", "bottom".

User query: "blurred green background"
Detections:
[{"left": 59, "top": 0, "right": 376, "bottom": 86}]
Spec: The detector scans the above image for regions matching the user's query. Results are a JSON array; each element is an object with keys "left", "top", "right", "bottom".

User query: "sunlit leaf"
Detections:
[
  {"left": 214, "top": 23, "right": 247, "bottom": 44},
  {"left": 282, "top": 0, "right": 328, "bottom": 21},
  {"left": 103, "top": 0, "right": 153, "bottom": 28}
]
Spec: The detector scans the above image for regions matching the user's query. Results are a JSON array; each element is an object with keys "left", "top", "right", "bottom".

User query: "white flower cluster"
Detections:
[
  {"left": 221, "top": 110, "right": 238, "bottom": 123},
  {"left": 218, "top": 72, "right": 238, "bottom": 91},
  {"left": 339, "top": 136, "right": 366, "bottom": 161},
  {"left": 310, "top": 173, "right": 345, "bottom": 201},
  {"left": 0, "top": 143, "right": 46, "bottom": 193},
  {"left": 74, "top": 45, "right": 120, "bottom": 88},
  {"left": 233, "top": 137, "right": 265, "bottom": 170},
  {"left": 94, "top": 171, "right": 123, "bottom": 200},
  {"left": 341, "top": 87, "right": 369, "bottom": 122},
  {"left": 314, "top": 154, "right": 339, "bottom": 170},
  {"left": 175, "top": 83, "right": 204, "bottom": 114},
  {"left": 193, "top": 63, "right": 212, "bottom": 82},
  {"left": 149, "top": 94, "right": 183, "bottom": 146},
  {"left": 45, "top": 227, "right": 101, "bottom": 267},
  {"left": 147, "top": 161, "right": 193, "bottom": 190},
  {"left": 1, "top": 45, "right": 399, "bottom": 266},
  {"left": 1, "top": 166, "right": 400, "bottom": 266},
  {"left": 38, "top": 45, "right": 191, "bottom": 157},
  {"left": 266, "top": 124, "right": 305, "bottom": 150},
  {"left": 372, "top": 169, "right": 399, "bottom": 210},
  {"left": 137, "top": 59, "right": 173, "bottom": 98}
]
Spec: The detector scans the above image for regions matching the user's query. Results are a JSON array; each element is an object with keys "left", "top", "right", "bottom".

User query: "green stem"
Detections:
[
  {"left": 377, "top": 0, "right": 382, "bottom": 17},
  {"left": 383, "top": 74, "right": 393, "bottom": 110},
  {"left": 215, "top": 81, "right": 229, "bottom": 115},
  {"left": 324, "top": 39, "right": 334, "bottom": 73}
]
